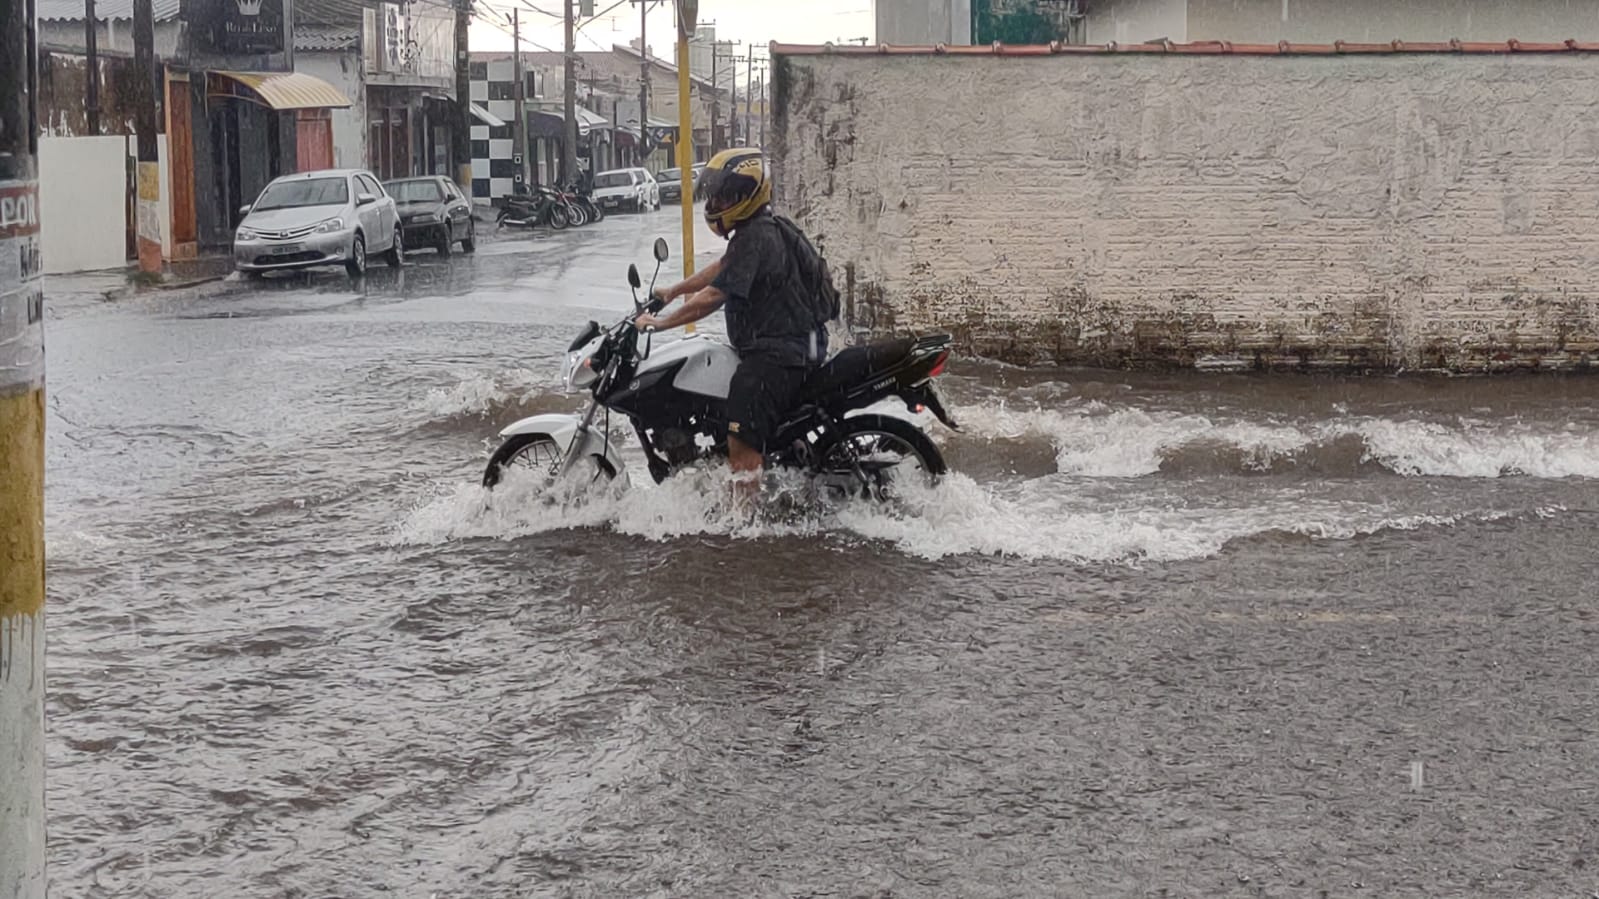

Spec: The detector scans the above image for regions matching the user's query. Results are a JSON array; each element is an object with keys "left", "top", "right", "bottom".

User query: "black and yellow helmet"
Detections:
[{"left": 701, "top": 148, "right": 771, "bottom": 238}]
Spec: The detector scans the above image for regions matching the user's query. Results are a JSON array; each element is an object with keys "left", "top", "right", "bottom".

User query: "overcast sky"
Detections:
[{"left": 469, "top": 0, "right": 875, "bottom": 76}]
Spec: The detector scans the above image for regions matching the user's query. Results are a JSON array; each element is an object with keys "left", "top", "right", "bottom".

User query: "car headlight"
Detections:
[
  {"left": 413, "top": 213, "right": 441, "bottom": 224},
  {"left": 236, "top": 227, "right": 257, "bottom": 241},
  {"left": 313, "top": 217, "right": 345, "bottom": 234}
]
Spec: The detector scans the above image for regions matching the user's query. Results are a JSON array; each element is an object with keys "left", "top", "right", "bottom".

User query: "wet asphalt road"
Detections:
[{"left": 40, "top": 207, "right": 1599, "bottom": 897}]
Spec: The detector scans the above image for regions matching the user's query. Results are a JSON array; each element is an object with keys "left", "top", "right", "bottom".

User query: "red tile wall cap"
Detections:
[{"left": 770, "top": 39, "right": 1599, "bottom": 57}]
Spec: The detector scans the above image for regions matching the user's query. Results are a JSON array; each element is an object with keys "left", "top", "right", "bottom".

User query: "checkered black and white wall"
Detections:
[{"left": 468, "top": 59, "right": 527, "bottom": 202}]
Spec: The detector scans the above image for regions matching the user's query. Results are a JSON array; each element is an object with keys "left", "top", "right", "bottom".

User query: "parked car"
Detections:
[
  {"left": 384, "top": 175, "right": 476, "bottom": 255},
  {"left": 691, "top": 163, "right": 706, "bottom": 201},
  {"left": 591, "top": 167, "right": 659, "bottom": 214},
  {"left": 657, "top": 167, "right": 696, "bottom": 204},
  {"left": 234, "top": 169, "right": 402, "bottom": 279}
]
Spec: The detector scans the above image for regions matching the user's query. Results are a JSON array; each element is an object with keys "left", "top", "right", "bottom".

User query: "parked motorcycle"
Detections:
[
  {"left": 481, "top": 238, "right": 959, "bottom": 501},
  {"left": 496, "top": 185, "right": 569, "bottom": 231},
  {"left": 565, "top": 182, "right": 605, "bottom": 225}
]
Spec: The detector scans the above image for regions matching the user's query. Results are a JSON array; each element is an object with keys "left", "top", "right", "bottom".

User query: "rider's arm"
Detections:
[
  {"left": 658, "top": 257, "right": 725, "bottom": 303},
  {"left": 646, "top": 285, "right": 728, "bottom": 331}
]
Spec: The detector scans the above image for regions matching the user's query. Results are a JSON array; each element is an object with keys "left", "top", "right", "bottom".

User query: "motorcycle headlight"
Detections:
[
  {"left": 561, "top": 352, "right": 597, "bottom": 393},
  {"left": 236, "top": 227, "right": 257, "bottom": 241},
  {"left": 313, "top": 217, "right": 345, "bottom": 234}
]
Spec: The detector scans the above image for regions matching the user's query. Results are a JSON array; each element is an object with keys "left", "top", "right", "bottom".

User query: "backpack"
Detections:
[{"left": 772, "top": 214, "right": 842, "bottom": 328}]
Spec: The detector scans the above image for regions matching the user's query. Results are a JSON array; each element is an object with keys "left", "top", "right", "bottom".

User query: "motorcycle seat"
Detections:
[{"left": 799, "top": 336, "right": 918, "bottom": 401}]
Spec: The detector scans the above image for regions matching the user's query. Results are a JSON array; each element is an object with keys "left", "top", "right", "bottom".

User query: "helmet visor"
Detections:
[{"left": 700, "top": 167, "right": 734, "bottom": 214}]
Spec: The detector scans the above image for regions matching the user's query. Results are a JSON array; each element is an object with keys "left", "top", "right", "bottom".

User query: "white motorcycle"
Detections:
[{"left": 482, "top": 239, "right": 960, "bottom": 499}]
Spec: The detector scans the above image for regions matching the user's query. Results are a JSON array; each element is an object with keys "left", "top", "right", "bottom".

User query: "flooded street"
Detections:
[{"left": 43, "top": 211, "right": 1599, "bottom": 897}]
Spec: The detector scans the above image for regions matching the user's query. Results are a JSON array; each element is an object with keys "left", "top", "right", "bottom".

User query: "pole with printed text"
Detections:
[{"left": 0, "top": 0, "right": 48, "bottom": 894}]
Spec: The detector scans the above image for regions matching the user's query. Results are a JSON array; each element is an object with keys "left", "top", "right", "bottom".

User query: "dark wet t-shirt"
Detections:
[{"left": 711, "top": 211, "right": 817, "bottom": 367}]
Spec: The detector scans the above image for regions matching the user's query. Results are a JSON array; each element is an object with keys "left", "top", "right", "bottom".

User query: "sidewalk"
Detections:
[{"left": 44, "top": 255, "right": 237, "bottom": 303}]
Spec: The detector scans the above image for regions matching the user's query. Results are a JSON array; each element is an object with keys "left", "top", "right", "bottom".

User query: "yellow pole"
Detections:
[{"left": 675, "top": 13, "right": 696, "bottom": 332}]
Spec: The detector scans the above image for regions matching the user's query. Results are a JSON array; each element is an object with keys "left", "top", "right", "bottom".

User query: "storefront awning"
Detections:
[
  {"left": 209, "top": 71, "right": 352, "bottom": 110},
  {"left": 470, "top": 103, "right": 507, "bottom": 128},
  {"left": 529, "top": 106, "right": 612, "bottom": 139}
]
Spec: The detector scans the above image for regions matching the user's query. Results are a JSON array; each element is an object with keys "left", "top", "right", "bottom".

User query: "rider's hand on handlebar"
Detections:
[{"left": 635, "top": 312, "right": 665, "bottom": 332}]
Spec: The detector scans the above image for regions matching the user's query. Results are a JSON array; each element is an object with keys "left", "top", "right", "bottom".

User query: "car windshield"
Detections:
[
  {"left": 386, "top": 180, "right": 443, "bottom": 203},
  {"left": 254, "top": 177, "right": 349, "bottom": 211},
  {"left": 659, "top": 169, "right": 680, "bottom": 181},
  {"left": 594, "top": 172, "right": 633, "bottom": 188}
]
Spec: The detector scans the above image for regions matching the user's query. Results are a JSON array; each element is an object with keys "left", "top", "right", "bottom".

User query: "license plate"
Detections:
[
  {"left": 603, "top": 198, "right": 619, "bottom": 207},
  {"left": 269, "top": 244, "right": 304, "bottom": 255}
]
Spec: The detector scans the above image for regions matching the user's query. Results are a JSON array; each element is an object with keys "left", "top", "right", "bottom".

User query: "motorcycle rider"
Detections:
[{"left": 636, "top": 148, "right": 830, "bottom": 495}]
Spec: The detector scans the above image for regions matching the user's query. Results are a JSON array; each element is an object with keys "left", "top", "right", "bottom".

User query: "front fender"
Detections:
[{"left": 498, "top": 413, "right": 627, "bottom": 476}]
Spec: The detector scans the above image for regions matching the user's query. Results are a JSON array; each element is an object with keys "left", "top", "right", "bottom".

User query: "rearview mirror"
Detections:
[
  {"left": 357, "top": 193, "right": 377, "bottom": 206},
  {"left": 627, "top": 264, "right": 642, "bottom": 289},
  {"left": 653, "top": 238, "right": 669, "bottom": 263},
  {"left": 238, "top": 204, "right": 252, "bottom": 216}
]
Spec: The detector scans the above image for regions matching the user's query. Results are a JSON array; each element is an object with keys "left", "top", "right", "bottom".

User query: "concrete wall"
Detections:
[
  {"left": 38, "top": 136, "right": 127, "bottom": 273},
  {"left": 1086, "top": 0, "right": 1189, "bottom": 44},
  {"left": 296, "top": 51, "right": 368, "bottom": 169},
  {"left": 1186, "top": 0, "right": 1599, "bottom": 43},
  {"left": 875, "top": 0, "right": 973, "bottom": 44},
  {"left": 772, "top": 52, "right": 1599, "bottom": 371}
]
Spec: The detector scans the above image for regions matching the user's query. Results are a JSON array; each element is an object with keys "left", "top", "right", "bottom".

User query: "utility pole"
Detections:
[
  {"left": 636, "top": 0, "right": 649, "bottom": 167},
  {"left": 561, "top": 0, "right": 577, "bottom": 185},
  {"left": 133, "top": 0, "right": 160, "bottom": 274},
  {"left": 743, "top": 51, "right": 752, "bottom": 149},
  {"left": 757, "top": 69, "right": 765, "bottom": 149},
  {"left": 708, "top": 38, "right": 737, "bottom": 152},
  {"left": 454, "top": 0, "right": 471, "bottom": 195},
  {"left": 512, "top": 9, "right": 527, "bottom": 189},
  {"left": 1, "top": 0, "right": 48, "bottom": 894},
  {"left": 84, "top": 0, "right": 98, "bottom": 134}
]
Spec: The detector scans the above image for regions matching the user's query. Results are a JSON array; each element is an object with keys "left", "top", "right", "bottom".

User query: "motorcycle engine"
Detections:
[{"left": 655, "top": 427, "right": 699, "bottom": 467}]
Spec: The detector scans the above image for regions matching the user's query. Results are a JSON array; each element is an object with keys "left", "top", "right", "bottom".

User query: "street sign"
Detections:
[
  {"left": 580, "top": 0, "right": 593, "bottom": 16},
  {"left": 677, "top": 0, "right": 697, "bottom": 38}
]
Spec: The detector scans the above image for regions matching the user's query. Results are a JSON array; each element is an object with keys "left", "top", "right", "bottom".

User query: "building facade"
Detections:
[{"left": 875, "top": 0, "right": 1599, "bottom": 46}]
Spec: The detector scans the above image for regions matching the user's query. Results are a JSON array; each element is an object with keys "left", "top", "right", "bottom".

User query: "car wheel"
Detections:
[
  {"left": 461, "top": 221, "right": 476, "bottom": 253},
  {"left": 437, "top": 227, "right": 452, "bottom": 256},
  {"left": 385, "top": 227, "right": 404, "bottom": 268},
  {"left": 345, "top": 233, "right": 366, "bottom": 278}
]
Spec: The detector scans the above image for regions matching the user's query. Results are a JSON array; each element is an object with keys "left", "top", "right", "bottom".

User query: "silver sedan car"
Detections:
[{"left": 234, "top": 169, "right": 404, "bottom": 279}]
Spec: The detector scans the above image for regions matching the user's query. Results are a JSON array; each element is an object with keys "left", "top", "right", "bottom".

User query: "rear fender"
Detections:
[{"left": 499, "top": 413, "right": 627, "bottom": 475}]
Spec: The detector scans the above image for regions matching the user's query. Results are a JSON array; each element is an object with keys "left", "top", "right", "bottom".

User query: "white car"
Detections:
[
  {"left": 592, "top": 167, "right": 660, "bottom": 214},
  {"left": 234, "top": 169, "right": 403, "bottom": 280}
]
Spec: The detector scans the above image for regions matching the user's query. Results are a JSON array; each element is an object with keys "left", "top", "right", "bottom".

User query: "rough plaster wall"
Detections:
[
  {"left": 1188, "top": 0, "right": 1599, "bottom": 44},
  {"left": 1085, "top": 0, "right": 1189, "bottom": 44},
  {"left": 773, "top": 53, "right": 1599, "bottom": 371}
]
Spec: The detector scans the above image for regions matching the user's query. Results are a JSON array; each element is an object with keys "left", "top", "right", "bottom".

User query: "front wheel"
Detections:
[
  {"left": 814, "top": 414, "right": 946, "bottom": 501},
  {"left": 548, "top": 206, "right": 569, "bottom": 230},
  {"left": 461, "top": 220, "right": 476, "bottom": 253},
  {"left": 482, "top": 433, "right": 617, "bottom": 490},
  {"left": 345, "top": 233, "right": 367, "bottom": 278}
]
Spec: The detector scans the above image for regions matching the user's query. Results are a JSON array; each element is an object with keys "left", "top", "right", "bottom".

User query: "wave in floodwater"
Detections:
[
  {"left": 393, "top": 464, "right": 1567, "bottom": 563},
  {"left": 956, "top": 403, "right": 1599, "bottom": 480},
  {"left": 415, "top": 369, "right": 574, "bottom": 434}
]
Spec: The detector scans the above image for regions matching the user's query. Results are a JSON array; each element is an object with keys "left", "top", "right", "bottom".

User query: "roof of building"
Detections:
[
  {"left": 610, "top": 44, "right": 720, "bottom": 91},
  {"left": 37, "top": 0, "right": 179, "bottom": 21},
  {"left": 295, "top": 27, "right": 360, "bottom": 52},
  {"left": 296, "top": 0, "right": 369, "bottom": 28},
  {"left": 771, "top": 38, "right": 1599, "bottom": 57}
]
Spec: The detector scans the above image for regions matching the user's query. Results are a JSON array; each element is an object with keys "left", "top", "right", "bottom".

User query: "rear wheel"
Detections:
[
  {"left": 482, "top": 433, "right": 617, "bottom": 490},
  {"left": 548, "top": 206, "right": 570, "bottom": 230},
  {"left": 814, "top": 414, "right": 946, "bottom": 501},
  {"left": 385, "top": 227, "right": 404, "bottom": 267}
]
